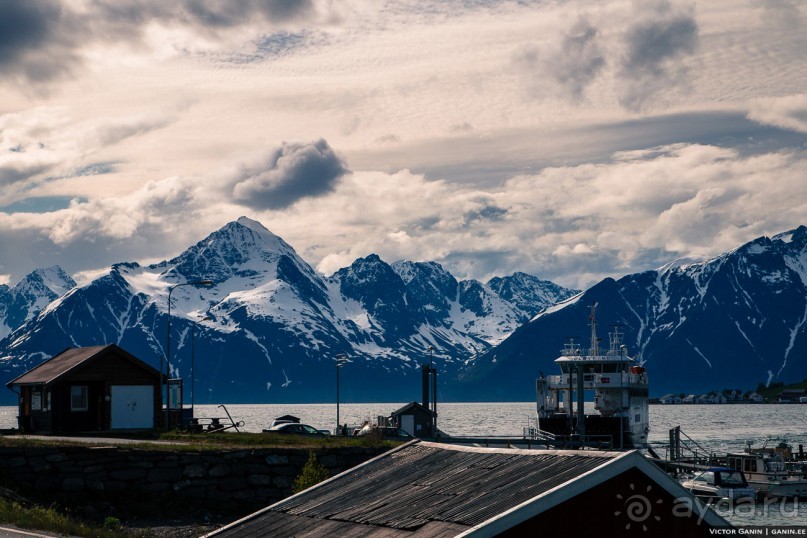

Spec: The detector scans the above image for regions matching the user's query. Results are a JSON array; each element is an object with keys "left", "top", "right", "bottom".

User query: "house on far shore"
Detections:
[
  {"left": 208, "top": 441, "right": 728, "bottom": 537},
  {"left": 747, "top": 392, "right": 764, "bottom": 403},
  {"left": 778, "top": 389, "right": 807, "bottom": 404},
  {"left": 6, "top": 344, "right": 161, "bottom": 434},
  {"left": 659, "top": 394, "right": 681, "bottom": 404}
]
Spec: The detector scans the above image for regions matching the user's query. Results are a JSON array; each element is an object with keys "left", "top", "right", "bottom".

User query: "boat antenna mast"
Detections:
[{"left": 588, "top": 303, "right": 599, "bottom": 355}]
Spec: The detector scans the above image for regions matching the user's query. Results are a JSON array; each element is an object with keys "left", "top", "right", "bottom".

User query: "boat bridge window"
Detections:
[
  {"left": 720, "top": 471, "right": 745, "bottom": 485},
  {"left": 696, "top": 472, "right": 715, "bottom": 485},
  {"left": 743, "top": 459, "right": 757, "bottom": 473}
]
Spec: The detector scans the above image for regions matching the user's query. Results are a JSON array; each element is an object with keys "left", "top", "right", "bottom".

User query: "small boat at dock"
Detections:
[
  {"left": 680, "top": 468, "right": 756, "bottom": 501},
  {"left": 726, "top": 443, "right": 807, "bottom": 499}
]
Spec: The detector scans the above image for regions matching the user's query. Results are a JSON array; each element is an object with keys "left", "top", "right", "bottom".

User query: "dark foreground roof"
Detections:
[
  {"left": 210, "top": 441, "right": 725, "bottom": 537},
  {"left": 6, "top": 344, "right": 159, "bottom": 386}
]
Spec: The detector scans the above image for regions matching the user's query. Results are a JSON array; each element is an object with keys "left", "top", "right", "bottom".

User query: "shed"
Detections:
[
  {"left": 6, "top": 344, "right": 161, "bottom": 433},
  {"left": 390, "top": 401, "right": 435, "bottom": 438},
  {"left": 207, "top": 441, "right": 729, "bottom": 537}
]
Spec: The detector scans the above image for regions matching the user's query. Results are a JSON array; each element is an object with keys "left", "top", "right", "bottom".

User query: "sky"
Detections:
[{"left": 1, "top": 0, "right": 806, "bottom": 291}]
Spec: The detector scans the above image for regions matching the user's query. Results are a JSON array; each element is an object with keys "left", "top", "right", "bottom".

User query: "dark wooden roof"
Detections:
[
  {"left": 211, "top": 442, "right": 617, "bottom": 537},
  {"left": 391, "top": 401, "right": 433, "bottom": 417},
  {"left": 6, "top": 344, "right": 159, "bottom": 387}
]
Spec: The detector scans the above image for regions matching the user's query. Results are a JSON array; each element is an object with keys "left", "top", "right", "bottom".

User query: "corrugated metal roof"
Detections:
[
  {"left": 211, "top": 442, "right": 617, "bottom": 537},
  {"left": 6, "top": 344, "right": 158, "bottom": 386}
]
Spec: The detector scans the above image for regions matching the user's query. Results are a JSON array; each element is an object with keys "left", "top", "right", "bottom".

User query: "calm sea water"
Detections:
[{"left": 2, "top": 402, "right": 806, "bottom": 526}]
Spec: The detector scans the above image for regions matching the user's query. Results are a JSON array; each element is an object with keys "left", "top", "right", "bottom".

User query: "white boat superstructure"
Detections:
[
  {"left": 534, "top": 304, "right": 649, "bottom": 449},
  {"left": 727, "top": 449, "right": 807, "bottom": 498}
]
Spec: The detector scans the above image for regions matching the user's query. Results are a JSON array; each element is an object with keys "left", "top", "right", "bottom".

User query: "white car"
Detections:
[{"left": 262, "top": 423, "right": 326, "bottom": 436}]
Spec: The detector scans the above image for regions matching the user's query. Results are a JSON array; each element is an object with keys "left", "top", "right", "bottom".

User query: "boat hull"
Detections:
[{"left": 749, "top": 479, "right": 807, "bottom": 499}]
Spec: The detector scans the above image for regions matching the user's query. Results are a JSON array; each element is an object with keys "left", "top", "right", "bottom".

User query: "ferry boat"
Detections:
[{"left": 534, "top": 304, "right": 649, "bottom": 449}]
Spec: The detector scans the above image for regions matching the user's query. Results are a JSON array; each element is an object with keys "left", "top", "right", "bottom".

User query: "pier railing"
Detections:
[
  {"left": 667, "top": 425, "right": 719, "bottom": 465},
  {"left": 521, "top": 426, "right": 615, "bottom": 450}
]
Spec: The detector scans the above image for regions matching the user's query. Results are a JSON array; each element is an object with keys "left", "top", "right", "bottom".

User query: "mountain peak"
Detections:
[
  {"left": 235, "top": 215, "right": 273, "bottom": 235},
  {"left": 17, "top": 266, "right": 76, "bottom": 296},
  {"left": 0, "top": 265, "right": 76, "bottom": 339},
  {"left": 773, "top": 225, "right": 807, "bottom": 246},
  {"left": 161, "top": 218, "right": 305, "bottom": 284}
]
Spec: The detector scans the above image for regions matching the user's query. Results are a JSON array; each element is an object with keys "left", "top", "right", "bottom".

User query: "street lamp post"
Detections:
[
  {"left": 191, "top": 316, "right": 212, "bottom": 418},
  {"left": 335, "top": 354, "right": 347, "bottom": 435},
  {"left": 165, "top": 279, "right": 213, "bottom": 428},
  {"left": 427, "top": 346, "right": 436, "bottom": 436}
]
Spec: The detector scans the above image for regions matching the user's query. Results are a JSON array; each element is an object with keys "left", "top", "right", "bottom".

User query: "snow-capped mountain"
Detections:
[
  {"left": 453, "top": 226, "right": 807, "bottom": 400},
  {"left": 0, "top": 266, "right": 76, "bottom": 340},
  {"left": 487, "top": 272, "right": 576, "bottom": 319},
  {"left": 0, "top": 217, "right": 576, "bottom": 404}
]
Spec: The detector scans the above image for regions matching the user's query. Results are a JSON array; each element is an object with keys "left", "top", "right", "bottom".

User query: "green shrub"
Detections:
[
  {"left": 103, "top": 516, "right": 122, "bottom": 530},
  {"left": 292, "top": 451, "right": 330, "bottom": 494}
]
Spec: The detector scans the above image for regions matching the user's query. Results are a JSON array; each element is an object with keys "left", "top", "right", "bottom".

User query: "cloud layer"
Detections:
[{"left": 0, "top": 0, "right": 806, "bottom": 290}]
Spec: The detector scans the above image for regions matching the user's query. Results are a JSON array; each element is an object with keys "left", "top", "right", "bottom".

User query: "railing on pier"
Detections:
[
  {"left": 521, "top": 425, "right": 615, "bottom": 450},
  {"left": 667, "top": 425, "right": 718, "bottom": 464},
  {"left": 523, "top": 426, "right": 556, "bottom": 442}
]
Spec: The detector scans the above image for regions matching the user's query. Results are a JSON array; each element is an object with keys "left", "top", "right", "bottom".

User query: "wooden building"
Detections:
[
  {"left": 390, "top": 401, "right": 435, "bottom": 438},
  {"left": 208, "top": 441, "right": 729, "bottom": 537},
  {"left": 6, "top": 344, "right": 161, "bottom": 434}
]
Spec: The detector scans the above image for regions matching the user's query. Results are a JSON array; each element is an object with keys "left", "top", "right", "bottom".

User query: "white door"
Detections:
[
  {"left": 111, "top": 385, "right": 154, "bottom": 429},
  {"left": 401, "top": 415, "right": 415, "bottom": 436}
]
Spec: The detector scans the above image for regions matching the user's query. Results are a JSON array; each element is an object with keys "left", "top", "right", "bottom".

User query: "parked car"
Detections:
[
  {"left": 356, "top": 426, "right": 413, "bottom": 440},
  {"left": 268, "top": 419, "right": 294, "bottom": 428},
  {"left": 262, "top": 423, "right": 326, "bottom": 436}
]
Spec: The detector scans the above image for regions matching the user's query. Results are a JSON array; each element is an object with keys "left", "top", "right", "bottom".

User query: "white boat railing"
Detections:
[{"left": 546, "top": 372, "right": 647, "bottom": 387}]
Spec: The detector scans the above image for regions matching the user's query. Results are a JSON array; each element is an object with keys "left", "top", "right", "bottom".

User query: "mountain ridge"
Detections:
[
  {"left": 0, "top": 218, "right": 577, "bottom": 404},
  {"left": 451, "top": 225, "right": 807, "bottom": 400},
  {"left": 2, "top": 220, "right": 804, "bottom": 404}
]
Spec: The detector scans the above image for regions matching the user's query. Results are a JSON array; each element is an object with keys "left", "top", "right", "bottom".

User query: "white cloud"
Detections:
[{"left": 747, "top": 94, "right": 807, "bottom": 134}]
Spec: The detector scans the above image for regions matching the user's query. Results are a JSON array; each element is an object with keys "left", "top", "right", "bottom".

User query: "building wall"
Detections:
[{"left": 502, "top": 467, "right": 720, "bottom": 537}]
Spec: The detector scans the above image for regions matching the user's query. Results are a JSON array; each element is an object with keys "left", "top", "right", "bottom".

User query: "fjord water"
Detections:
[{"left": 2, "top": 403, "right": 807, "bottom": 526}]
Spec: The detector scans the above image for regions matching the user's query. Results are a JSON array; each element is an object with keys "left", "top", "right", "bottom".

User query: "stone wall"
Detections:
[{"left": 0, "top": 444, "right": 387, "bottom": 513}]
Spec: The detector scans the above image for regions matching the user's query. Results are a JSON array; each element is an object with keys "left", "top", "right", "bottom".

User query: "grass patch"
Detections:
[
  {"left": 0, "top": 431, "right": 403, "bottom": 451},
  {"left": 0, "top": 498, "right": 128, "bottom": 538},
  {"left": 158, "top": 431, "right": 402, "bottom": 450}
]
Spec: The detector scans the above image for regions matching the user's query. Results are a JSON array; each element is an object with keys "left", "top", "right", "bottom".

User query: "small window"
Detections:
[
  {"left": 71, "top": 386, "right": 88, "bottom": 411},
  {"left": 31, "top": 390, "right": 42, "bottom": 411}
]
